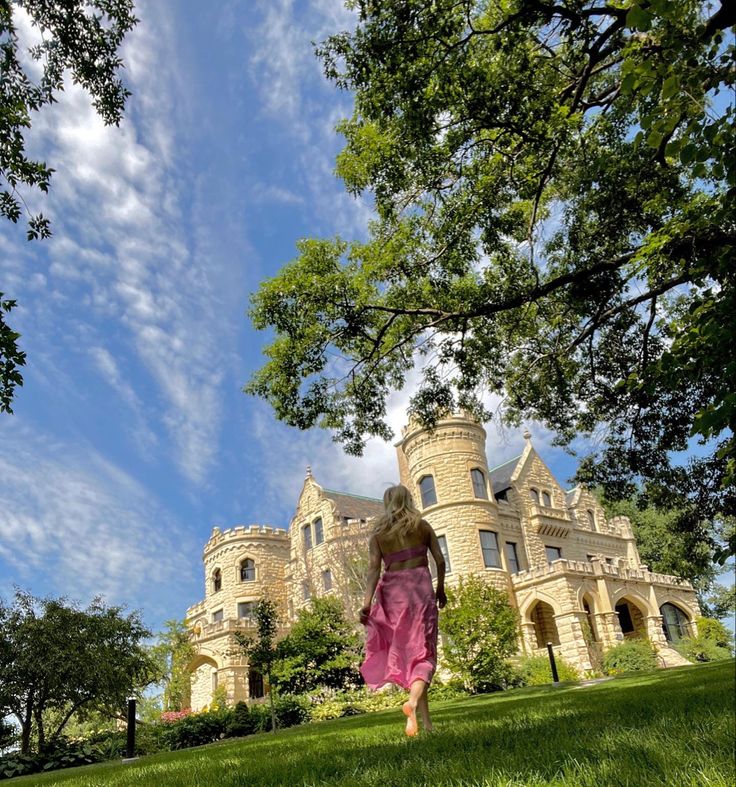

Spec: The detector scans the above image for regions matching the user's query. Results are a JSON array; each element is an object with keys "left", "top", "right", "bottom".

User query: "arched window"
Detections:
[
  {"left": 212, "top": 568, "right": 222, "bottom": 593},
  {"left": 529, "top": 488, "right": 540, "bottom": 504},
  {"left": 660, "top": 603, "right": 691, "bottom": 643},
  {"left": 587, "top": 509, "right": 596, "bottom": 530},
  {"left": 542, "top": 491, "right": 552, "bottom": 507},
  {"left": 470, "top": 468, "right": 488, "bottom": 499},
  {"left": 240, "top": 558, "right": 255, "bottom": 582},
  {"left": 313, "top": 517, "right": 324, "bottom": 545},
  {"left": 322, "top": 569, "right": 332, "bottom": 590},
  {"left": 418, "top": 475, "right": 437, "bottom": 508},
  {"left": 303, "top": 523, "right": 312, "bottom": 550}
]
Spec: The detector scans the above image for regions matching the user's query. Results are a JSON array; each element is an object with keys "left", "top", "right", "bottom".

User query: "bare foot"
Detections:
[{"left": 402, "top": 701, "right": 418, "bottom": 737}]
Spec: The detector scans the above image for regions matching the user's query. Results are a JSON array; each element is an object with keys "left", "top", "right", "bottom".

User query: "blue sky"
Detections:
[{"left": 0, "top": 1, "right": 729, "bottom": 634}]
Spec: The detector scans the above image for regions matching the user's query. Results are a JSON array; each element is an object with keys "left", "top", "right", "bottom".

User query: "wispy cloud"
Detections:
[
  {"left": 0, "top": 422, "right": 197, "bottom": 619},
  {"left": 2, "top": 0, "right": 233, "bottom": 484}
]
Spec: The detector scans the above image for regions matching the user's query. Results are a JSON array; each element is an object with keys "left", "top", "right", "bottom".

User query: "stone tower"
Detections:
[{"left": 395, "top": 412, "right": 511, "bottom": 591}]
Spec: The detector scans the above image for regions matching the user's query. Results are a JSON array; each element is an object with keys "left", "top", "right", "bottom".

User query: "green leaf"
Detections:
[{"left": 627, "top": 5, "right": 653, "bottom": 31}]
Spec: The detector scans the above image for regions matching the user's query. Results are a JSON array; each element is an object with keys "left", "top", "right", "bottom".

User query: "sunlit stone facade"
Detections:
[{"left": 185, "top": 413, "right": 698, "bottom": 709}]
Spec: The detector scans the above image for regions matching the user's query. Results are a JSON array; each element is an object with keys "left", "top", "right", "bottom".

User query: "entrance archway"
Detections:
[
  {"left": 188, "top": 655, "right": 218, "bottom": 711},
  {"left": 530, "top": 601, "right": 560, "bottom": 647},
  {"left": 614, "top": 598, "right": 647, "bottom": 639}
]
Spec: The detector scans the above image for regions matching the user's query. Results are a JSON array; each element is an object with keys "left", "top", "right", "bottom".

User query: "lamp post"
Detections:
[
  {"left": 123, "top": 697, "right": 138, "bottom": 763},
  {"left": 546, "top": 642, "right": 560, "bottom": 685}
]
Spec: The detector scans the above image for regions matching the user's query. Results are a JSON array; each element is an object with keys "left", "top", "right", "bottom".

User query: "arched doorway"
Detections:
[
  {"left": 188, "top": 655, "right": 219, "bottom": 711},
  {"left": 660, "top": 603, "right": 692, "bottom": 644},
  {"left": 614, "top": 597, "right": 647, "bottom": 639},
  {"left": 530, "top": 601, "right": 560, "bottom": 647}
]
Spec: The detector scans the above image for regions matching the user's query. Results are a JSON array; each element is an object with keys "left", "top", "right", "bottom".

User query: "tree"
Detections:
[
  {"left": 0, "top": 590, "right": 159, "bottom": 755},
  {"left": 149, "top": 619, "right": 195, "bottom": 712},
  {"left": 600, "top": 492, "right": 723, "bottom": 597},
  {"left": 272, "top": 597, "right": 363, "bottom": 694},
  {"left": 248, "top": 1, "right": 735, "bottom": 560},
  {"left": 0, "top": 0, "right": 137, "bottom": 412},
  {"left": 705, "top": 583, "right": 736, "bottom": 622},
  {"left": 440, "top": 575, "right": 519, "bottom": 692},
  {"left": 233, "top": 598, "right": 280, "bottom": 734}
]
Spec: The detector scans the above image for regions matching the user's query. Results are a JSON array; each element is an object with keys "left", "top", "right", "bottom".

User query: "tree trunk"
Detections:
[
  {"left": 34, "top": 706, "right": 45, "bottom": 753},
  {"left": 268, "top": 672, "right": 277, "bottom": 735},
  {"left": 19, "top": 693, "right": 34, "bottom": 755}
]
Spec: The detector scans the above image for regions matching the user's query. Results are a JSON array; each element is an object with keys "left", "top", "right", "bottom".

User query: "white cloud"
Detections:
[
  {"left": 0, "top": 423, "right": 197, "bottom": 617},
  {"left": 1, "top": 1, "right": 234, "bottom": 484}
]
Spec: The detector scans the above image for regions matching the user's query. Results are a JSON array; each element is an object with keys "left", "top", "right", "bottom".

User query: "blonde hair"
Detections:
[{"left": 373, "top": 485, "right": 422, "bottom": 539}]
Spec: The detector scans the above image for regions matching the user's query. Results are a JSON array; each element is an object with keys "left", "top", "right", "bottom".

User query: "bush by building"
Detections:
[
  {"left": 515, "top": 655, "right": 580, "bottom": 685},
  {"left": 602, "top": 639, "right": 659, "bottom": 675}
]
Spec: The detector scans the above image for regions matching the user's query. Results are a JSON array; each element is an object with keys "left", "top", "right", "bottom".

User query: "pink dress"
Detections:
[{"left": 360, "top": 544, "right": 439, "bottom": 690}]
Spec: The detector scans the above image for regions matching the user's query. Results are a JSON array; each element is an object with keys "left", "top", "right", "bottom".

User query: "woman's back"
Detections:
[{"left": 376, "top": 521, "right": 430, "bottom": 571}]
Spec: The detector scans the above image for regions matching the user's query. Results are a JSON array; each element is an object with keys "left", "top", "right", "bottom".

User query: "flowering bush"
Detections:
[{"left": 160, "top": 709, "right": 192, "bottom": 724}]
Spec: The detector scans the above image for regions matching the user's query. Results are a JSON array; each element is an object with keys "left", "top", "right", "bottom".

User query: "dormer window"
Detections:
[
  {"left": 471, "top": 468, "right": 488, "bottom": 499},
  {"left": 529, "top": 488, "right": 540, "bottom": 504},
  {"left": 212, "top": 568, "right": 222, "bottom": 593},
  {"left": 314, "top": 517, "right": 324, "bottom": 545},
  {"left": 542, "top": 491, "right": 552, "bottom": 507},
  {"left": 303, "top": 523, "right": 312, "bottom": 550},
  {"left": 419, "top": 475, "right": 437, "bottom": 508},
  {"left": 240, "top": 558, "right": 255, "bottom": 582}
]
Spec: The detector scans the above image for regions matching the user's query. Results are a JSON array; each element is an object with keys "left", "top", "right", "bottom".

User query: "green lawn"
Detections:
[{"left": 14, "top": 661, "right": 735, "bottom": 786}]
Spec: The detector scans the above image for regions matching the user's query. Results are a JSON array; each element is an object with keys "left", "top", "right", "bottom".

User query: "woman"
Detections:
[{"left": 359, "top": 484, "right": 447, "bottom": 736}]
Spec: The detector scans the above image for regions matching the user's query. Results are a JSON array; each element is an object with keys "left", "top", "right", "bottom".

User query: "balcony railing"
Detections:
[
  {"left": 528, "top": 504, "right": 573, "bottom": 538},
  {"left": 191, "top": 617, "right": 258, "bottom": 639},
  {"left": 511, "top": 558, "right": 694, "bottom": 590}
]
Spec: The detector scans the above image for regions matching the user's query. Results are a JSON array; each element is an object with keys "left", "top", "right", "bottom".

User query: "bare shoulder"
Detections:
[{"left": 419, "top": 519, "right": 435, "bottom": 542}]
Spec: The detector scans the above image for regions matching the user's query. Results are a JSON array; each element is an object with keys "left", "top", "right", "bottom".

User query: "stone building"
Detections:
[{"left": 185, "top": 413, "right": 698, "bottom": 709}]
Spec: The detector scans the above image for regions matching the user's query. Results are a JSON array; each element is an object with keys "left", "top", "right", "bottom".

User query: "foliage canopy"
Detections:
[
  {"left": 272, "top": 596, "right": 363, "bottom": 694},
  {"left": 248, "top": 0, "right": 735, "bottom": 557},
  {"left": 440, "top": 575, "right": 519, "bottom": 692},
  {"left": 0, "top": 590, "right": 159, "bottom": 755}
]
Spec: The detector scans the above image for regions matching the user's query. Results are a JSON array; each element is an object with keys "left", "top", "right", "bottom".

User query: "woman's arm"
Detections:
[
  {"left": 426, "top": 522, "right": 447, "bottom": 608},
  {"left": 359, "top": 534, "right": 382, "bottom": 624}
]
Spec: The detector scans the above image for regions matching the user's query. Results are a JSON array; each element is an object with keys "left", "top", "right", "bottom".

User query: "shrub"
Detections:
[
  {"left": 440, "top": 576, "right": 520, "bottom": 693},
  {"left": 695, "top": 618, "right": 734, "bottom": 652},
  {"left": 427, "top": 678, "right": 471, "bottom": 701},
  {"left": 675, "top": 637, "right": 732, "bottom": 663},
  {"left": 225, "top": 702, "right": 257, "bottom": 738},
  {"left": 516, "top": 655, "right": 580, "bottom": 685},
  {"left": 603, "top": 639, "right": 658, "bottom": 675},
  {"left": 160, "top": 709, "right": 192, "bottom": 724},
  {"left": 162, "top": 707, "right": 232, "bottom": 750},
  {"left": 134, "top": 722, "right": 169, "bottom": 756},
  {"left": 0, "top": 739, "right": 105, "bottom": 780}
]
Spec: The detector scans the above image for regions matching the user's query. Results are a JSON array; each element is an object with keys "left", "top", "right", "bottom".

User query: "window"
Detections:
[
  {"left": 660, "top": 603, "right": 690, "bottom": 643},
  {"left": 419, "top": 475, "right": 437, "bottom": 508},
  {"left": 438, "top": 534, "right": 452, "bottom": 573},
  {"left": 529, "top": 488, "right": 540, "bottom": 504},
  {"left": 322, "top": 569, "right": 332, "bottom": 591},
  {"left": 302, "top": 581, "right": 311, "bottom": 601},
  {"left": 587, "top": 509, "right": 596, "bottom": 529},
  {"left": 479, "top": 530, "right": 502, "bottom": 568},
  {"left": 586, "top": 554, "right": 596, "bottom": 562},
  {"left": 240, "top": 558, "right": 255, "bottom": 582},
  {"left": 542, "top": 491, "right": 552, "bottom": 507},
  {"left": 495, "top": 488, "right": 509, "bottom": 503},
  {"left": 545, "top": 545, "right": 562, "bottom": 563},
  {"left": 303, "top": 523, "right": 312, "bottom": 550},
  {"left": 470, "top": 468, "right": 488, "bottom": 499},
  {"left": 314, "top": 517, "right": 324, "bottom": 545},
  {"left": 212, "top": 609, "right": 223, "bottom": 623},
  {"left": 248, "top": 669, "right": 264, "bottom": 699},
  {"left": 237, "top": 601, "right": 254, "bottom": 620},
  {"left": 212, "top": 568, "right": 222, "bottom": 593},
  {"left": 605, "top": 557, "right": 614, "bottom": 565},
  {"left": 505, "top": 542, "right": 520, "bottom": 574}
]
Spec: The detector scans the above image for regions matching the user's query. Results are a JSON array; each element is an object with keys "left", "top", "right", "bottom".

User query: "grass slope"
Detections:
[{"left": 15, "top": 661, "right": 735, "bottom": 786}]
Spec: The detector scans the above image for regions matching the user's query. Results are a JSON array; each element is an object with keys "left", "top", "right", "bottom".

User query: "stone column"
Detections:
[
  {"left": 554, "top": 612, "right": 593, "bottom": 673},
  {"left": 520, "top": 621, "right": 538, "bottom": 653},
  {"left": 646, "top": 615, "right": 668, "bottom": 647}
]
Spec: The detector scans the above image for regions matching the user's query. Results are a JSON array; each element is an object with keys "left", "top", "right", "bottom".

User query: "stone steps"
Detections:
[{"left": 656, "top": 646, "right": 692, "bottom": 668}]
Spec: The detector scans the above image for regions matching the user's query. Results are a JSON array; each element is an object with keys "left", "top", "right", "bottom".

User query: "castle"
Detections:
[{"left": 185, "top": 413, "right": 698, "bottom": 709}]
